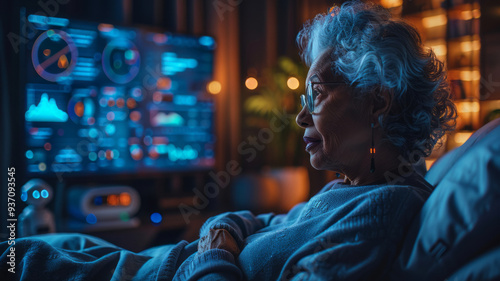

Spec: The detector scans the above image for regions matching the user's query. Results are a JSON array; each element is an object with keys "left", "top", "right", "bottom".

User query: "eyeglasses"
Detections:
[{"left": 300, "top": 81, "right": 345, "bottom": 114}]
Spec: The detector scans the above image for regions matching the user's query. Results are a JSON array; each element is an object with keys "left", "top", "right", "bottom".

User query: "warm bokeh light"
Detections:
[
  {"left": 380, "top": 0, "right": 402, "bottom": 8},
  {"left": 152, "top": 92, "right": 162, "bottom": 103},
  {"left": 422, "top": 14, "right": 447, "bottom": 28},
  {"left": 157, "top": 77, "right": 172, "bottom": 90},
  {"left": 57, "top": 55, "right": 69, "bottom": 69},
  {"left": 461, "top": 40, "right": 481, "bottom": 52},
  {"left": 105, "top": 149, "right": 113, "bottom": 160},
  {"left": 130, "top": 111, "right": 141, "bottom": 122},
  {"left": 116, "top": 98, "right": 125, "bottom": 108},
  {"left": 131, "top": 147, "right": 143, "bottom": 161},
  {"left": 120, "top": 192, "right": 131, "bottom": 206},
  {"left": 425, "top": 159, "right": 436, "bottom": 170},
  {"left": 245, "top": 77, "right": 258, "bottom": 90},
  {"left": 287, "top": 77, "right": 300, "bottom": 90},
  {"left": 207, "top": 81, "right": 222, "bottom": 94},
  {"left": 98, "top": 23, "right": 114, "bottom": 32},
  {"left": 38, "top": 162, "right": 47, "bottom": 171},
  {"left": 106, "top": 111, "right": 115, "bottom": 121},
  {"left": 454, "top": 132, "right": 473, "bottom": 145},
  {"left": 460, "top": 70, "right": 481, "bottom": 81},
  {"left": 457, "top": 101, "right": 480, "bottom": 113},
  {"left": 472, "top": 9, "right": 481, "bottom": 19},
  {"left": 153, "top": 33, "right": 167, "bottom": 44},
  {"left": 107, "top": 194, "right": 119, "bottom": 206},
  {"left": 74, "top": 101, "right": 84, "bottom": 117},
  {"left": 461, "top": 9, "right": 481, "bottom": 20},
  {"left": 430, "top": 44, "right": 447, "bottom": 56},
  {"left": 127, "top": 98, "right": 137, "bottom": 109}
]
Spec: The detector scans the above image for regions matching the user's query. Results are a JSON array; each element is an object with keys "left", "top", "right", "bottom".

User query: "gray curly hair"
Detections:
[{"left": 296, "top": 0, "right": 457, "bottom": 157}]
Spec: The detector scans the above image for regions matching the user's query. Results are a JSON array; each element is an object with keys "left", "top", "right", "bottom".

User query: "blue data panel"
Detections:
[{"left": 23, "top": 15, "right": 216, "bottom": 176}]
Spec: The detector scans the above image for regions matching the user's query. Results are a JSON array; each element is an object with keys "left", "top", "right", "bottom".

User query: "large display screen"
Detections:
[{"left": 22, "top": 14, "right": 216, "bottom": 176}]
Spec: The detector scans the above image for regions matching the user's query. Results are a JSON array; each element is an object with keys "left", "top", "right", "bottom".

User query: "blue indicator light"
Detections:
[
  {"left": 32, "top": 190, "right": 40, "bottom": 199},
  {"left": 86, "top": 214, "right": 97, "bottom": 224},
  {"left": 150, "top": 212, "right": 162, "bottom": 224},
  {"left": 89, "top": 128, "right": 98, "bottom": 138},
  {"left": 105, "top": 124, "right": 116, "bottom": 135},
  {"left": 89, "top": 152, "right": 97, "bottom": 161},
  {"left": 199, "top": 36, "right": 214, "bottom": 47},
  {"left": 28, "top": 15, "right": 69, "bottom": 27},
  {"left": 41, "top": 189, "right": 49, "bottom": 198},
  {"left": 173, "top": 95, "right": 197, "bottom": 106},
  {"left": 26, "top": 150, "right": 34, "bottom": 159},
  {"left": 47, "top": 17, "right": 70, "bottom": 27},
  {"left": 187, "top": 59, "right": 198, "bottom": 68},
  {"left": 93, "top": 196, "right": 103, "bottom": 206},
  {"left": 21, "top": 192, "right": 28, "bottom": 202},
  {"left": 125, "top": 49, "right": 135, "bottom": 60}
]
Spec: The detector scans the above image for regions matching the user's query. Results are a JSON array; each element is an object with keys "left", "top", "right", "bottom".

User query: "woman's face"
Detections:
[{"left": 296, "top": 50, "right": 372, "bottom": 173}]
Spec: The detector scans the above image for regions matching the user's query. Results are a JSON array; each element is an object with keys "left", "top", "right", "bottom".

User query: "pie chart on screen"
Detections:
[
  {"left": 31, "top": 29, "right": 78, "bottom": 82},
  {"left": 102, "top": 39, "right": 141, "bottom": 84}
]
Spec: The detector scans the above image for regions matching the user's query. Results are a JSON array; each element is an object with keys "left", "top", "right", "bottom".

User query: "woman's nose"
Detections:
[{"left": 296, "top": 106, "right": 311, "bottom": 128}]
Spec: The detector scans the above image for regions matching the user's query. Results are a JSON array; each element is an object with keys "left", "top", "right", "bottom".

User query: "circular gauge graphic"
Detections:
[
  {"left": 102, "top": 39, "right": 140, "bottom": 84},
  {"left": 32, "top": 29, "right": 78, "bottom": 82},
  {"left": 67, "top": 94, "right": 96, "bottom": 125}
]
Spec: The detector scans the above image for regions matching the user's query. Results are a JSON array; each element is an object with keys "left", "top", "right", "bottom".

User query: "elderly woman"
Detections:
[
  {"left": 182, "top": 1, "right": 456, "bottom": 280},
  {"left": 1, "top": 1, "right": 456, "bottom": 280}
]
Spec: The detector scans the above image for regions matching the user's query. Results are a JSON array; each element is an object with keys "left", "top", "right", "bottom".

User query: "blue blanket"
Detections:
[
  {"left": 1, "top": 181, "right": 432, "bottom": 280},
  {"left": 0, "top": 233, "right": 196, "bottom": 281}
]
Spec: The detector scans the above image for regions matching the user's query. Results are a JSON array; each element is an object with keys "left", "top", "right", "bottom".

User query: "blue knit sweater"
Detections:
[
  {"left": 0, "top": 180, "right": 432, "bottom": 281},
  {"left": 172, "top": 179, "right": 432, "bottom": 280}
]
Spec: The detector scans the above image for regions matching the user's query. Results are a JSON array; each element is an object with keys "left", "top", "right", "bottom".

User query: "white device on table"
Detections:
[
  {"left": 19, "top": 179, "right": 56, "bottom": 237},
  {"left": 66, "top": 185, "right": 140, "bottom": 231}
]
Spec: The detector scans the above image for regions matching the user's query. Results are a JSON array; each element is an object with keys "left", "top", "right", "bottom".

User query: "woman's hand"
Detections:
[{"left": 198, "top": 228, "right": 241, "bottom": 258}]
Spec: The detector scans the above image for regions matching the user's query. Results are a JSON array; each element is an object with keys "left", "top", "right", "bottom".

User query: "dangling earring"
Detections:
[
  {"left": 335, "top": 172, "right": 341, "bottom": 178},
  {"left": 370, "top": 122, "right": 375, "bottom": 173}
]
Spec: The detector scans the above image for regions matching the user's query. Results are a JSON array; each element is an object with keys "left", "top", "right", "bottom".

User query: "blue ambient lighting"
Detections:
[
  {"left": 150, "top": 212, "right": 162, "bottom": 224},
  {"left": 26, "top": 150, "right": 34, "bottom": 159},
  {"left": 28, "top": 15, "right": 69, "bottom": 27},
  {"left": 89, "top": 152, "right": 97, "bottom": 161},
  {"left": 93, "top": 196, "right": 103, "bottom": 206},
  {"left": 105, "top": 124, "right": 116, "bottom": 135},
  {"left": 86, "top": 214, "right": 97, "bottom": 224},
  {"left": 89, "top": 128, "right": 98, "bottom": 138},
  {"left": 199, "top": 36, "right": 215, "bottom": 47}
]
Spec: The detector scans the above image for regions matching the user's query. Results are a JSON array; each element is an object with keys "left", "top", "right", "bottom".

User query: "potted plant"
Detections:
[
  {"left": 236, "top": 57, "right": 310, "bottom": 212},
  {"left": 243, "top": 56, "right": 307, "bottom": 167}
]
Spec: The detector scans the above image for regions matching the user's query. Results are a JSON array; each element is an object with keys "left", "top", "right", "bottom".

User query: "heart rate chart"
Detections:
[
  {"left": 31, "top": 29, "right": 78, "bottom": 82},
  {"left": 102, "top": 39, "right": 141, "bottom": 84}
]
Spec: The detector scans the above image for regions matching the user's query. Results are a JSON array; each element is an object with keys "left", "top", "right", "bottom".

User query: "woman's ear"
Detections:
[{"left": 371, "top": 89, "right": 392, "bottom": 126}]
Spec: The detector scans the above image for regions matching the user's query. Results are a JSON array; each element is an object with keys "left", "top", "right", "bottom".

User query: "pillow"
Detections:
[
  {"left": 445, "top": 245, "right": 500, "bottom": 280},
  {"left": 390, "top": 119, "right": 500, "bottom": 280},
  {"left": 426, "top": 117, "right": 500, "bottom": 186}
]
